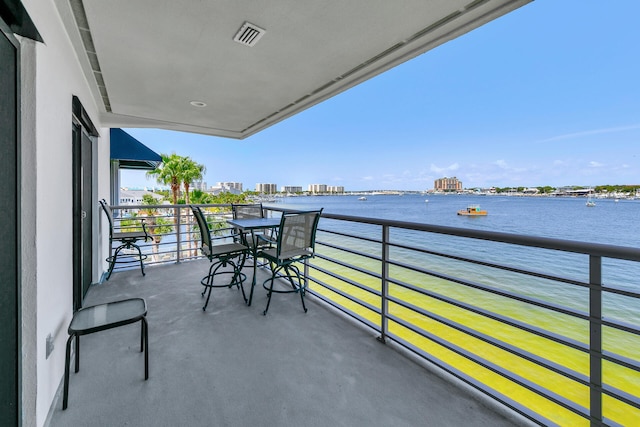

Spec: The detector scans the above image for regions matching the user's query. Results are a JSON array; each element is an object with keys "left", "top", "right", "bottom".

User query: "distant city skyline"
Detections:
[
  {"left": 120, "top": 1, "right": 640, "bottom": 191},
  {"left": 120, "top": 180, "right": 634, "bottom": 193}
]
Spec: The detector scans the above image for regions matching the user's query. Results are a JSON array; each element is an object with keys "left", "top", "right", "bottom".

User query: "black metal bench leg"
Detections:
[
  {"left": 63, "top": 334, "right": 75, "bottom": 410},
  {"left": 74, "top": 335, "right": 80, "bottom": 372},
  {"left": 142, "top": 317, "right": 149, "bottom": 380}
]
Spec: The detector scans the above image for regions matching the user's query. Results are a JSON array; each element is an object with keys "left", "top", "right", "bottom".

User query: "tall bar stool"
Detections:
[
  {"left": 99, "top": 199, "right": 151, "bottom": 279},
  {"left": 191, "top": 205, "right": 249, "bottom": 310}
]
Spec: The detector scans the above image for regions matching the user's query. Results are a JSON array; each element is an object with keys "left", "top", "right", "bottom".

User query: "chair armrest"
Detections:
[
  {"left": 256, "top": 233, "right": 276, "bottom": 247},
  {"left": 115, "top": 218, "right": 152, "bottom": 242},
  {"left": 140, "top": 220, "right": 152, "bottom": 242}
]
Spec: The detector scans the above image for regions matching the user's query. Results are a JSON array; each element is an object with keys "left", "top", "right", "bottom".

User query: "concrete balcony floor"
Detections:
[{"left": 48, "top": 260, "right": 530, "bottom": 427}]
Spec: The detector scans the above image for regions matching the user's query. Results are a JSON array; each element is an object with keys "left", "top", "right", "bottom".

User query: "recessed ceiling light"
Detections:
[{"left": 190, "top": 101, "right": 207, "bottom": 107}]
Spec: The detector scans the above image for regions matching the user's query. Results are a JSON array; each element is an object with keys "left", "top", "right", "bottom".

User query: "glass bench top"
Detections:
[{"left": 69, "top": 298, "right": 147, "bottom": 335}]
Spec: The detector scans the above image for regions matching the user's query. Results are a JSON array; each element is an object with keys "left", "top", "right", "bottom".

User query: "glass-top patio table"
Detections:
[{"left": 227, "top": 217, "right": 280, "bottom": 306}]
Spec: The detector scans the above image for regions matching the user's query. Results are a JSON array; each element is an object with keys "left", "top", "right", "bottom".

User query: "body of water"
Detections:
[
  {"left": 277, "top": 193, "right": 640, "bottom": 288},
  {"left": 275, "top": 193, "right": 639, "bottom": 248},
  {"left": 277, "top": 193, "right": 640, "bottom": 284}
]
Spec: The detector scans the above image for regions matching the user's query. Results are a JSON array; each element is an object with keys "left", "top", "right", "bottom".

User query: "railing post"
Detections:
[
  {"left": 378, "top": 225, "right": 389, "bottom": 343},
  {"left": 589, "top": 255, "right": 602, "bottom": 426},
  {"left": 176, "top": 206, "right": 182, "bottom": 263}
]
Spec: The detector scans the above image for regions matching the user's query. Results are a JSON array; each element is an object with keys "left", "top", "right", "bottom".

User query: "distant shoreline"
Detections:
[{"left": 280, "top": 191, "right": 638, "bottom": 200}]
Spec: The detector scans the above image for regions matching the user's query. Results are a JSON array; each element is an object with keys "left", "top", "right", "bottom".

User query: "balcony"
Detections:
[
  {"left": 47, "top": 259, "right": 524, "bottom": 427},
  {"left": 51, "top": 204, "right": 640, "bottom": 426}
]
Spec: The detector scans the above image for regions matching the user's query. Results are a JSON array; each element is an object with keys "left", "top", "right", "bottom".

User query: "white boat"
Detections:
[
  {"left": 586, "top": 189, "right": 596, "bottom": 207},
  {"left": 358, "top": 196, "right": 367, "bottom": 201}
]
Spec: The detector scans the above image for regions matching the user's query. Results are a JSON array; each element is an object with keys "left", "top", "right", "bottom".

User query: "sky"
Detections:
[{"left": 121, "top": 0, "right": 640, "bottom": 192}]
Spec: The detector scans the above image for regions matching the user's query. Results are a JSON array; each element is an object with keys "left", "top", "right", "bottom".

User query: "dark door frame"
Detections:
[
  {"left": 72, "top": 96, "right": 98, "bottom": 311},
  {"left": 0, "top": 16, "right": 20, "bottom": 427},
  {"left": 0, "top": 2, "right": 42, "bottom": 424}
]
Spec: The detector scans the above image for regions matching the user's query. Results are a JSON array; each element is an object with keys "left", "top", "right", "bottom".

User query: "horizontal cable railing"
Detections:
[{"left": 104, "top": 203, "right": 640, "bottom": 426}]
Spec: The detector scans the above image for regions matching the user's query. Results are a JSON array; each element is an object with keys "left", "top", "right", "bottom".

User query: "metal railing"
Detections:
[
  {"left": 106, "top": 204, "right": 237, "bottom": 267},
  {"left": 105, "top": 203, "right": 640, "bottom": 426}
]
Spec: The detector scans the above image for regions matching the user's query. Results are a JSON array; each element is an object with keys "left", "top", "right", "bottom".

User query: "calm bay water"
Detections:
[
  {"left": 276, "top": 193, "right": 639, "bottom": 247},
  {"left": 276, "top": 194, "right": 640, "bottom": 322}
]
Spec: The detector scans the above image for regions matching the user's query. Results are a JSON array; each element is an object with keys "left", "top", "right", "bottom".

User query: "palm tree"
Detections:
[
  {"left": 189, "top": 189, "right": 213, "bottom": 205},
  {"left": 146, "top": 153, "right": 183, "bottom": 205},
  {"left": 147, "top": 154, "right": 188, "bottom": 254},
  {"left": 179, "top": 157, "right": 206, "bottom": 205},
  {"left": 167, "top": 156, "right": 205, "bottom": 256}
]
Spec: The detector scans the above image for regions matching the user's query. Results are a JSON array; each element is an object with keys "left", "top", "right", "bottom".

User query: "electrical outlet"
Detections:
[{"left": 46, "top": 334, "right": 54, "bottom": 359}]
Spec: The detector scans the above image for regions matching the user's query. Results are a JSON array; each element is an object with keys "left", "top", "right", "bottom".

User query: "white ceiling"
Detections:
[{"left": 59, "top": 0, "right": 532, "bottom": 139}]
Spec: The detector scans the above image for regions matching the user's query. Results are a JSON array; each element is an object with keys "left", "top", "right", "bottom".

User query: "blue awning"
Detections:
[{"left": 110, "top": 128, "right": 162, "bottom": 170}]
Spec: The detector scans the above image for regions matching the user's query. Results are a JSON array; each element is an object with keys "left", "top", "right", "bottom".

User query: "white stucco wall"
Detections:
[
  {"left": 20, "top": 1, "right": 110, "bottom": 425},
  {"left": 20, "top": 36, "right": 38, "bottom": 427},
  {"left": 98, "top": 129, "right": 111, "bottom": 276}
]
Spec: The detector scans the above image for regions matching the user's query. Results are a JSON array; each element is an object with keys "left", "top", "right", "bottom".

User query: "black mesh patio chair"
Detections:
[
  {"left": 191, "top": 205, "right": 249, "bottom": 311},
  {"left": 232, "top": 203, "right": 264, "bottom": 220},
  {"left": 99, "top": 199, "right": 152, "bottom": 280},
  {"left": 256, "top": 209, "right": 323, "bottom": 315}
]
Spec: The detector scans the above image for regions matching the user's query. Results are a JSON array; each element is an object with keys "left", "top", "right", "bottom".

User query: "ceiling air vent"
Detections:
[{"left": 233, "top": 22, "right": 266, "bottom": 47}]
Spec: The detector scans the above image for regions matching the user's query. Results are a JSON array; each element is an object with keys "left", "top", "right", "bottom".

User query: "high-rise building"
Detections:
[
  {"left": 283, "top": 186, "right": 303, "bottom": 193},
  {"left": 434, "top": 177, "right": 462, "bottom": 192},
  {"left": 217, "top": 182, "right": 243, "bottom": 192},
  {"left": 191, "top": 179, "right": 208, "bottom": 191},
  {"left": 256, "top": 183, "right": 277, "bottom": 194},
  {"left": 308, "top": 184, "right": 327, "bottom": 194},
  {"left": 327, "top": 186, "right": 344, "bottom": 194}
]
